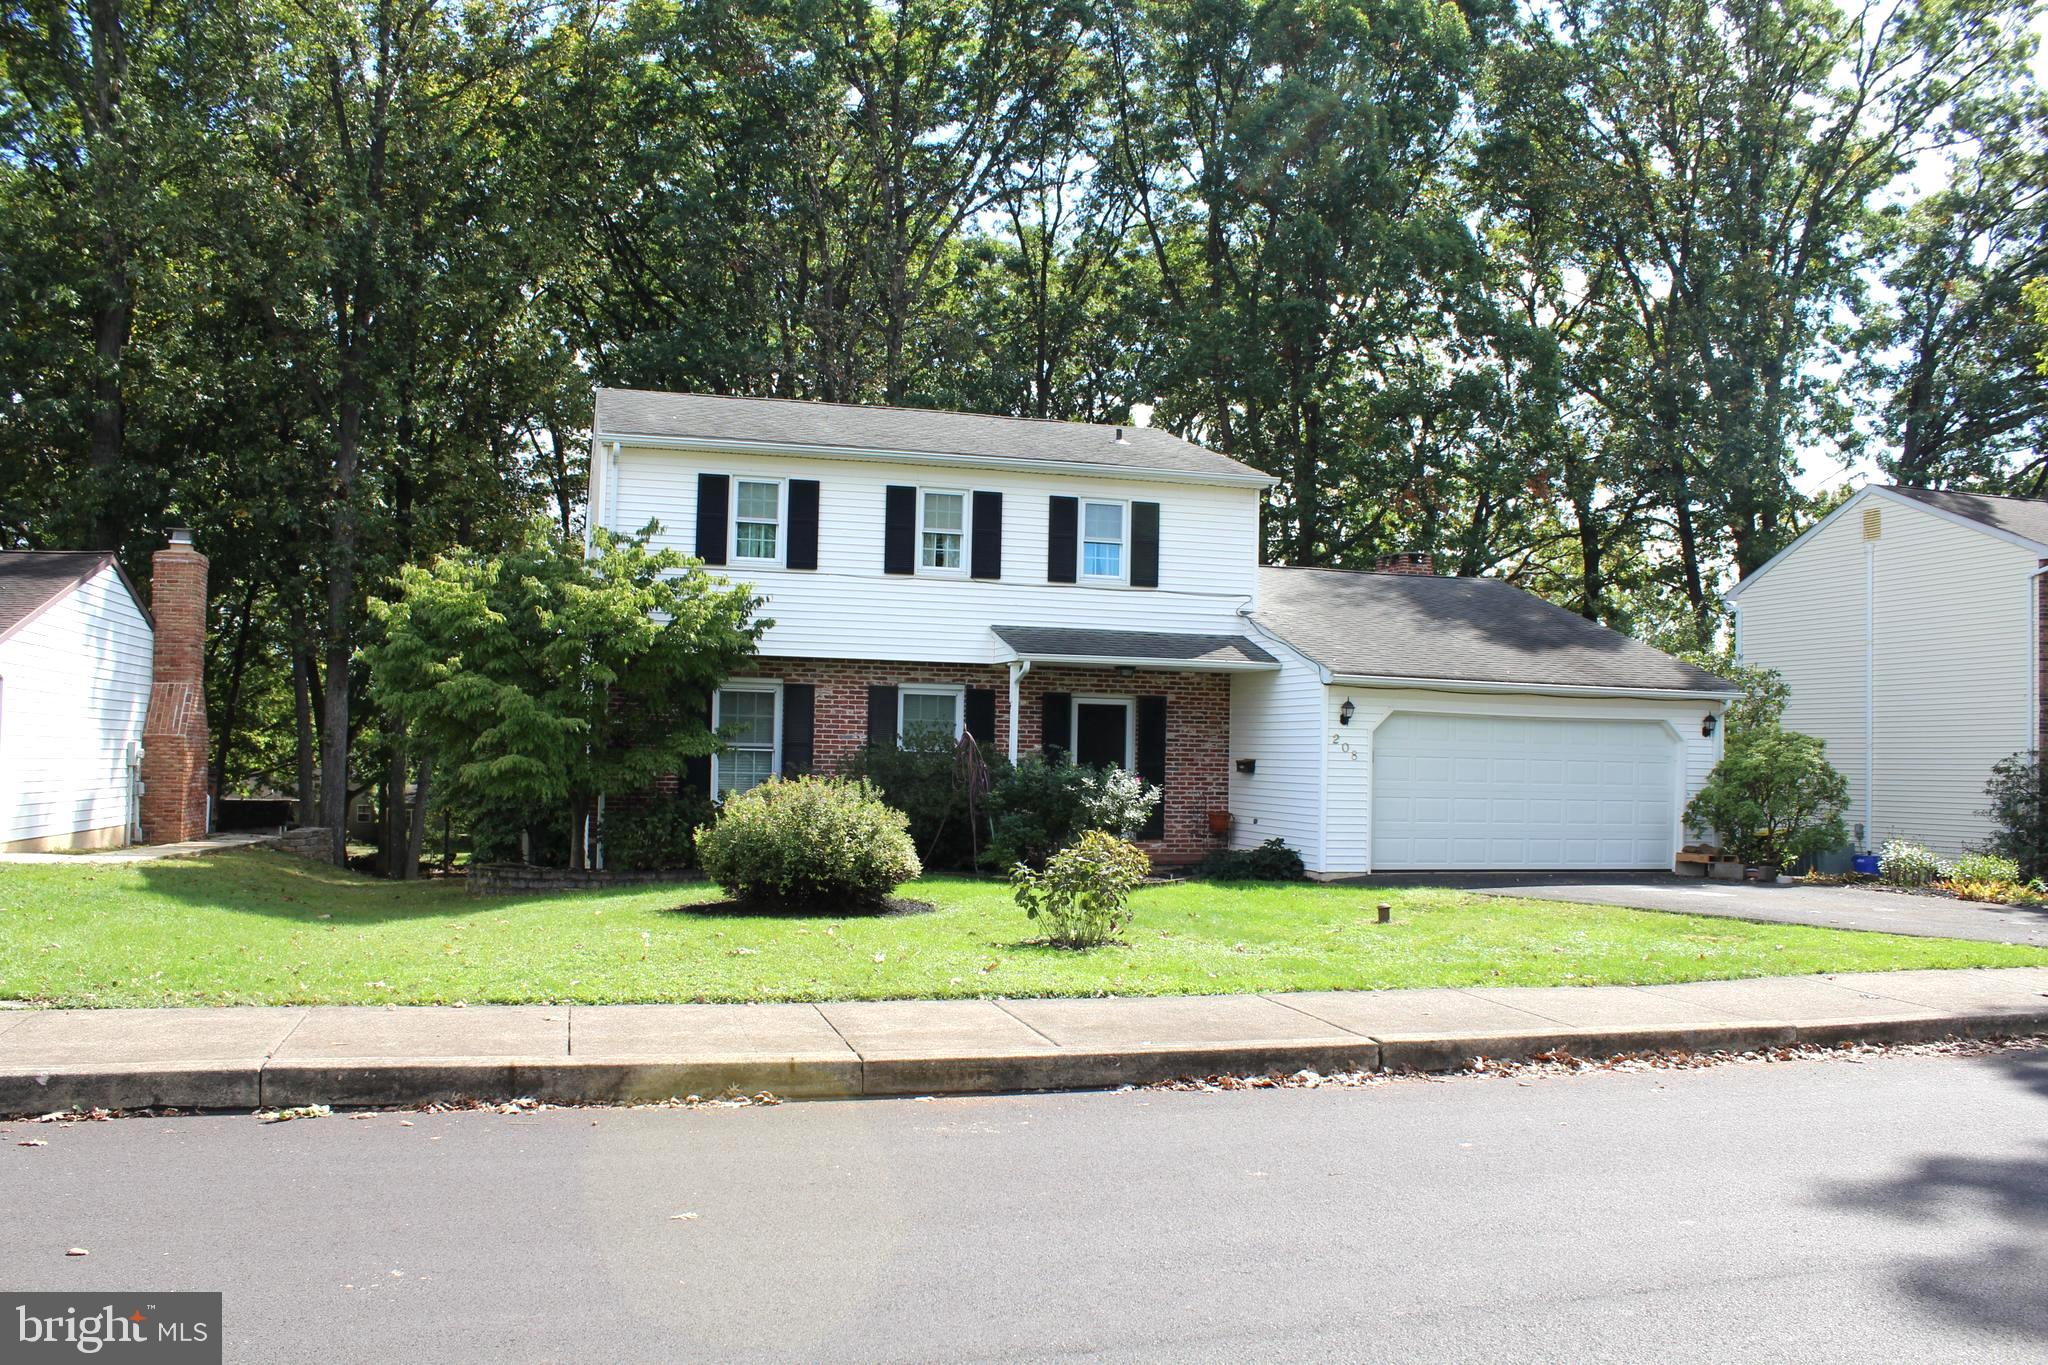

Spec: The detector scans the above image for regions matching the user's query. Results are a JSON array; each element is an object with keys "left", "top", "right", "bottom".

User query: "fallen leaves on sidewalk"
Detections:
[{"left": 257, "top": 1104, "right": 332, "bottom": 1123}]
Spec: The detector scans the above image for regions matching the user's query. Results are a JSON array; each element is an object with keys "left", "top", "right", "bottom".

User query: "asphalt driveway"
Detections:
[{"left": 1454, "top": 875, "right": 2048, "bottom": 947}]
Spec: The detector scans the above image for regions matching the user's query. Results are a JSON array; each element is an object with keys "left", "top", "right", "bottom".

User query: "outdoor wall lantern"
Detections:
[
  {"left": 1702, "top": 713, "right": 1718, "bottom": 738},
  {"left": 1339, "top": 699, "right": 1356, "bottom": 726}
]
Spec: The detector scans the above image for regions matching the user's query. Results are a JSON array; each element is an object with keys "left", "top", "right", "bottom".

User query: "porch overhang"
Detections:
[{"left": 990, "top": 625, "right": 1280, "bottom": 673}]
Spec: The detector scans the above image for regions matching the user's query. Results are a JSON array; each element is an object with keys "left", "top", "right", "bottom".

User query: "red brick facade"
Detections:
[
  {"left": 730, "top": 656, "right": 1233, "bottom": 863},
  {"left": 139, "top": 534, "right": 210, "bottom": 844}
]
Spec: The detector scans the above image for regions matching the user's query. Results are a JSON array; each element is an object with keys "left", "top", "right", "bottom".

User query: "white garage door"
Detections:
[{"left": 1371, "top": 712, "right": 1678, "bottom": 871}]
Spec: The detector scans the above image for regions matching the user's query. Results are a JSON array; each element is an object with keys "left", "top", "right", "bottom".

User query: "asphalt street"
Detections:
[{"left": 4, "top": 1045, "right": 2046, "bottom": 1363}]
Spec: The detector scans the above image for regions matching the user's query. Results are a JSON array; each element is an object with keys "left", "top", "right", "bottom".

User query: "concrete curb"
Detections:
[{"left": 3, "top": 1011, "right": 2044, "bottom": 1116}]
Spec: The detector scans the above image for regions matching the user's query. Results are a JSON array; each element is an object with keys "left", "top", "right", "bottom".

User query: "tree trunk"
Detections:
[
  {"left": 405, "top": 755, "right": 435, "bottom": 878},
  {"left": 209, "top": 580, "right": 260, "bottom": 796},
  {"left": 85, "top": 0, "right": 132, "bottom": 551},
  {"left": 320, "top": 334, "right": 362, "bottom": 865},
  {"left": 379, "top": 741, "right": 408, "bottom": 878}
]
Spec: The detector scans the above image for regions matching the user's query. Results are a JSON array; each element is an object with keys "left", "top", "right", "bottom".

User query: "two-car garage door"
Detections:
[{"left": 1370, "top": 712, "right": 1679, "bottom": 871}]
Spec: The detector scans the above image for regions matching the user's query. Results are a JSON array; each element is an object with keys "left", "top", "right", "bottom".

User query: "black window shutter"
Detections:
[
  {"left": 787, "top": 480, "right": 820, "bottom": 570},
  {"left": 695, "top": 474, "right": 730, "bottom": 565},
  {"left": 964, "top": 687, "right": 997, "bottom": 746},
  {"left": 1132, "top": 501, "right": 1161, "bottom": 588},
  {"left": 971, "top": 491, "right": 1003, "bottom": 579},
  {"left": 1041, "top": 691, "right": 1072, "bottom": 760},
  {"left": 1136, "top": 695, "right": 1167, "bottom": 839},
  {"left": 781, "top": 683, "right": 815, "bottom": 776},
  {"left": 1047, "top": 496, "right": 1078, "bottom": 583},
  {"left": 867, "top": 684, "right": 899, "bottom": 747},
  {"left": 883, "top": 485, "right": 916, "bottom": 574},
  {"left": 684, "top": 694, "right": 714, "bottom": 796}
]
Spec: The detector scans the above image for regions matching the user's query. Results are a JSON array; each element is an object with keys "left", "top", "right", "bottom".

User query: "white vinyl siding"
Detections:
[
  {"left": 0, "top": 564, "right": 153, "bottom": 848},
  {"left": 1736, "top": 490, "right": 2038, "bottom": 855},
  {"left": 610, "top": 447, "right": 1260, "bottom": 662},
  {"left": 1226, "top": 636, "right": 1328, "bottom": 867}
]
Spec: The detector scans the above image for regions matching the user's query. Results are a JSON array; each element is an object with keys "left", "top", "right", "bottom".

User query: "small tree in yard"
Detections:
[
  {"left": 1011, "top": 831, "right": 1151, "bottom": 947},
  {"left": 365, "top": 521, "right": 765, "bottom": 868},
  {"left": 1980, "top": 751, "right": 2048, "bottom": 879},
  {"left": 1685, "top": 725, "right": 1850, "bottom": 870}
]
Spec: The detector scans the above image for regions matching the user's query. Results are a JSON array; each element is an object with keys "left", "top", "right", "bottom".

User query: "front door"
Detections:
[{"left": 1073, "top": 700, "right": 1130, "bottom": 770}]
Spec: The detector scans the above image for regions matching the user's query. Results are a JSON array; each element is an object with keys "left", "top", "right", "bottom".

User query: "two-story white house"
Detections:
[{"left": 592, "top": 388, "right": 1735, "bottom": 873}]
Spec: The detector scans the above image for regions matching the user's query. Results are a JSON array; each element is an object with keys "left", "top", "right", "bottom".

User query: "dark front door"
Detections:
[{"left": 1073, "top": 701, "right": 1129, "bottom": 769}]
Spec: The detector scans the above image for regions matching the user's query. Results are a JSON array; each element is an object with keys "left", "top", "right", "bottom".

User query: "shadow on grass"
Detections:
[
  {"left": 130, "top": 849, "right": 719, "bottom": 925},
  {"left": 667, "top": 896, "right": 936, "bottom": 920},
  {"left": 1818, "top": 1046, "right": 2048, "bottom": 1340}
]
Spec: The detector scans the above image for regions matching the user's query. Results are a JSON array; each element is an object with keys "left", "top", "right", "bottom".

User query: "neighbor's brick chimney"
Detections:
[
  {"left": 140, "top": 529, "right": 209, "bottom": 844},
  {"left": 1375, "top": 551, "right": 1437, "bottom": 576}
]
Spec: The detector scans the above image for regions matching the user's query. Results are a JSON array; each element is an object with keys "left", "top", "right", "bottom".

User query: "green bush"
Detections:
[
  {"left": 988, "top": 756, "right": 1160, "bottom": 869},
  {"left": 1879, "top": 839, "right": 1950, "bottom": 887},
  {"left": 695, "top": 776, "right": 921, "bottom": 908},
  {"left": 1950, "top": 851, "right": 2021, "bottom": 884},
  {"left": 1684, "top": 724, "right": 1849, "bottom": 869},
  {"left": 1196, "top": 838, "right": 1307, "bottom": 881},
  {"left": 1979, "top": 752, "right": 2048, "bottom": 879},
  {"left": 598, "top": 791, "right": 715, "bottom": 871},
  {"left": 844, "top": 733, "right": 1010, "bottom": 870},
  {"left": 1011, "top": 831, "right": 1151, "bottom": 947}
]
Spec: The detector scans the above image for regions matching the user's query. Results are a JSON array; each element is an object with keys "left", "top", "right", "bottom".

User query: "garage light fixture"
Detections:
[
  {"left": 1339, "top": 699, "right": 1355, "bottom": 726},
  {"left": 1701, "top": 713, "right": 1717, "bottom": 738}
]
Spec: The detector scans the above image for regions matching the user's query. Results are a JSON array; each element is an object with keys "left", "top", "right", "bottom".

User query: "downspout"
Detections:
[
  {"left": 1006, "top": 660, "right": 1031, "bottom": 764},
  {"left": 1864, "top": 538, "right": 1875, "bottom": 849}
]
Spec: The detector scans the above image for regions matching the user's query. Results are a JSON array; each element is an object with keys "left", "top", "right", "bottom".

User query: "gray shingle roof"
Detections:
[
  {"left": 992, "top": 626, "right": 1277, "bottom": 668},
  {"left": 594, "top": 388, "right": 1272, "bottom": 485},
  {"left": 0, "top": 551, "right": 124, "bottom": 644},
  {"left": 1251, "top": 566, "right": 1737, "bottom": 694},
  {"left": 1884, "top": 486, "right": 2048, "bottom": 547}
]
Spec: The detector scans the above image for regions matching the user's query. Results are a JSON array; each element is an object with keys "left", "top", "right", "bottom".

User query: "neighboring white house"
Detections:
[
  {"left": 593, "top": 387, "right": 1735, "bottom": 874},
  {"left": 0, "top": 552, "right": 154, "bottom": 852},
  {"left": 1727, "top": 484, "right": 2048, "bottom": 857}
]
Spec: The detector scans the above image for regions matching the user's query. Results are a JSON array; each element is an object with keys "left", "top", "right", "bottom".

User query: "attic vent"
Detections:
[{"left": 1862, "top": 506, "right": 1882, "bottom": 541}]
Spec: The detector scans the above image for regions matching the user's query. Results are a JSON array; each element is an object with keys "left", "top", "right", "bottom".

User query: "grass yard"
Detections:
[{"left": 2, "top": 849, "right": 2043, "bottom": 1009}]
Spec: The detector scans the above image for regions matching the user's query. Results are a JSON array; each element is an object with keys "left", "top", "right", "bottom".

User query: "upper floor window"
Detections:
[
  {"left": 733, "top": 480, "right": 781, "bottom": 562},
  {"left": 919, "top": 490, "right": 966, "bottom": 573},
  {"left": 1082, "top": 500, "right": 1126, "bottom": 581}
]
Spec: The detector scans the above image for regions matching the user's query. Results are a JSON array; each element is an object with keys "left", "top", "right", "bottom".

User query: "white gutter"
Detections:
[
  {"left": 993, "top": 650, "right": 1279, "bottom": 673},
  {"left": 1324, "top": 674, "right": 1734, "bottom": 702},
  {"left": 591, "top": 430, "right": 1279, "bottom": 491},
  {"left": 1005, "top": 659, "right": 1031, "bottom": 764}
]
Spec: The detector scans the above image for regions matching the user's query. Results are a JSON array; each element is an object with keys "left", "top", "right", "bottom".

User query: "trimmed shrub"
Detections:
[
  {"left": 844, "top": 732, "right": 1010, "bottom": 870},
  {"left": 988, "top": 757, "right": 1160, "bottom": 869},
  {"left": 598, "top": 791, "right": 715, "bottom": 871},
  {"left": 1684, "top": 724, "right": 1849, "bottom": 868},
  {"left": 1980, "top": 752, "right": 2048, "bottom": 879},
  {"left": 1878, "top": 839, "right": 1949, "bottom": 888},
  {"left": 1196, "top": 837, "right": 1307, "bottom": 882},
  {"left": 1950, "top": 851, "right": 2021, "bottom": 884},
  {"left": 696, "top": 777, "right": 921, "bottom": 908},
  {"left": 1011, "top": 831, "right": 1151, "bottom": 947}
]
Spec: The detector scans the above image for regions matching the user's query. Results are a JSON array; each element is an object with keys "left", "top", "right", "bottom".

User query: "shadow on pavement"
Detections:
[{"left": 1819, "top": 1047, "right": 2048, "bottom": 1339}]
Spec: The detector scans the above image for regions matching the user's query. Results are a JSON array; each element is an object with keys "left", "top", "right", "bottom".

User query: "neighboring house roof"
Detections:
[
  {"left": 0, "top": 551, "right": 149, "bottom": 646},
  {"left": 992, "top": 625, "right": 1278, "bottom": 671},
  {"left": 1726, "top": 484, "right": 2048, "bottom": 603},
  {"left": 1250, "top": 565, "right": 1737, "bottom": 696},
  {"left": 593, "top": 387, "right": 1275, "bottom": 487}
]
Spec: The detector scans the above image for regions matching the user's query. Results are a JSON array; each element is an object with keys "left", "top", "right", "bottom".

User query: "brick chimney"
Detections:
[
  {"left": 140, "top": 529, "right": 209, "bottom": 844},
  {"left": 1374, "top": 551, "right": 1436, "bottom": 576}
]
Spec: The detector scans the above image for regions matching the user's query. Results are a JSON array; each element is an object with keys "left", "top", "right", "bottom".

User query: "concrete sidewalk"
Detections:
[{"left": 4, "top": 968, "right": 2047, "bottom": 1114}]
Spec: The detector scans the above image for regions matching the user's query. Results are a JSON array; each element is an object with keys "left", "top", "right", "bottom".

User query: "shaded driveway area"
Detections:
[{"left": 1392, "top": 874, "right": 2048, "bottom": 947}]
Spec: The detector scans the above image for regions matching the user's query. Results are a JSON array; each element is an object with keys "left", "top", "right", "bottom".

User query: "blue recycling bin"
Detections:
[{"left": 1852, "top": 853, "right": 1880, "bottom": 877}]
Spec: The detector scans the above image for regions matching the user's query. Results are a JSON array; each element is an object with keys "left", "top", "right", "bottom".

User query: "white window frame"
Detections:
[
  {"left": 729, "top": 477, "right": 785, "bottom": 567},
  {"left": 898, "top": 683, "right": 966, "bottom": 744},
  {"left": 1070, "top": 694, "right": 1135, "bottom": 770},
  {"left": 1079, "top": 498, "right": 1129, "bottom": 585},
  {"left": 916, "top": 488, "right": 970, "bottom": 577},
  {"left": 711, "top": 679, "right": 783, "bottom": 798}
]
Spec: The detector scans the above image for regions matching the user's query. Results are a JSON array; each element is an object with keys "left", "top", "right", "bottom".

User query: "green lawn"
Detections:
[{"left": 1, "top": 849, "right": 2042, "bottom": 1008}]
